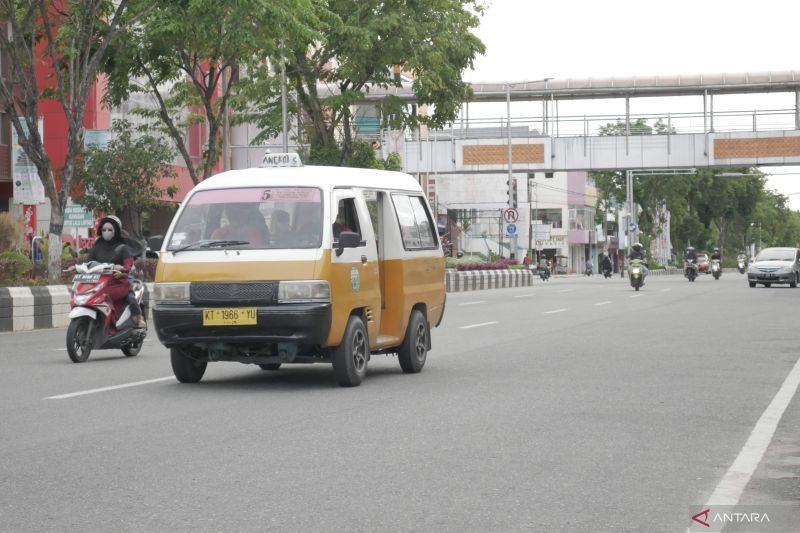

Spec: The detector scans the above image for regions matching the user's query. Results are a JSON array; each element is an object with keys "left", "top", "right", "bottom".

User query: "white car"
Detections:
[{"left": 747, "top": 247, "right": 800, "bottom": 288}]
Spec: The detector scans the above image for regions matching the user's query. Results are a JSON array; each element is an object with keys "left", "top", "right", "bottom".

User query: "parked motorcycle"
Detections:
[
  {"left": 737, "top": 254, "right": 747, "bottom": 274},
  {"left": 602, "top": 266, "right": 612, "bottom": 279},
  {"left": 66, "top": 261, "right": 146, "bottom": 363},
  {"left": 685, "top": 260, "right": 698, "bottom": 282},
  {"left": 711, "top": 259, "right": 722, "bottom": 280},
  {"left": 629, "top": 259, "right": 645, "bottom": 291}
]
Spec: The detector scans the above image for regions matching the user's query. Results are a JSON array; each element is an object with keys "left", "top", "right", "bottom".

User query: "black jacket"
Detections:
[{"left": 88, "top": 217, "right": 132, "bottom": 266}]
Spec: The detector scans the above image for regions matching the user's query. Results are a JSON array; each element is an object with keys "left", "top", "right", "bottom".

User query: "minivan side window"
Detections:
[
  {"left": 333, "top": 198, "right": 361, "bottom": 242},
  {"left": 392, "top": 194, "right": 438, "bottom": 250}
]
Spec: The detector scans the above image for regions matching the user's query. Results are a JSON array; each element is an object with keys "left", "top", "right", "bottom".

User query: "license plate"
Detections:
[
  {"left": 73, "top": 273, "right": 100, "bottom": 283},
  {"left": 202, "top": 308, "right": 257, "bottom": 326}
]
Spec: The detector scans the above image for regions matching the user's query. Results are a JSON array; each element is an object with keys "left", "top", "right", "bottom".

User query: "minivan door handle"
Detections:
[{"left": 361, "top": 255, "right": 368, "bottom": 264}]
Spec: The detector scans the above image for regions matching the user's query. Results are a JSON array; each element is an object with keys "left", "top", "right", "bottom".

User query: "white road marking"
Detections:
[
  {"left": 661, "top": 288, "right": 671, "bottom": 292},
  {"left": 459, "top": 321, "right": 498, "bottom": 329},
  {"left": 543, "top": 308, "right": 567, "bottom": 314},
  {"left": 594, "top": 301, "right": 613, "bottom": 306},
  {"left": 457, "top": 301, "right": 486, "bottom": 307},
  {"left": 696, "top": 355, "right": 800, "bottom": 511},
  {"left": 630, "top": 294, "right": 643, "bottom": 298},
  {"left": 53, "top": 348, "right": 67, "bottom": 351},
  {"left": 44, "top": 376, "right": 175, "bottom": 400},
  {"left": 514, "top": 293, "right": 534, "bottom": 299},
  {"left": 557, "top": 289, "right": 574, "bottom": 293}
]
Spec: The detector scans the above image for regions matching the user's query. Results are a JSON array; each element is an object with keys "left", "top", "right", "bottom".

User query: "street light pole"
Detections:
[
  {"left": 506, "top": 84, "right": 515, "bottom": 259},
  {"left": 504, "top": 78, "right": 552, "bottom": 261}
]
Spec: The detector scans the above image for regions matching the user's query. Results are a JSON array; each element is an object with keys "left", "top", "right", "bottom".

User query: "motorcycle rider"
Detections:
[
  {"left": 84, "top": 216, "right": 146, "bottom": 329},
  {"left": 628, "top": 242, "right": 648, "bottom": 277},
  {"left": 711, "top": 247, "right": 722, "bottom": 262},
  {"left": 600, "top": 253, "right": 613, "bottom": 274}
]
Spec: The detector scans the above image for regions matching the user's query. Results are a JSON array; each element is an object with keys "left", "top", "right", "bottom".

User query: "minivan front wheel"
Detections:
[
  {"left": 332, "top": 316, "right": 369, "bottom": 387},
  {"left": 171, "top": 347, "right": 207, "bottom": 383}
]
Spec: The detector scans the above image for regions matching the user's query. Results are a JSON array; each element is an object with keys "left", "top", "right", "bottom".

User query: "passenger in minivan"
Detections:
[
  {"left": 211, "top": 204, "right": 269, "bottom": 246},
  {"left": 270, "top": 209, "right": 293, "bottom": 245}
]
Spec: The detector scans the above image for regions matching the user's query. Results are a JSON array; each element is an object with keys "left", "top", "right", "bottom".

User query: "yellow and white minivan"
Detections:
[{"left": 151, "top": 154, "right": 445, "bottom": 387}]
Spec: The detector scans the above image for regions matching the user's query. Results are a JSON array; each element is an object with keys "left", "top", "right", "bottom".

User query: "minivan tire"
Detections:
[
  {"left": 398, "top": 310, "right": 429, "bottom": 374},
  {"left": 332, "top": 316, "right": 369, "bottom": 387},
  {"left": 171, "top": 347, "right": 207, "bottom": 383}
]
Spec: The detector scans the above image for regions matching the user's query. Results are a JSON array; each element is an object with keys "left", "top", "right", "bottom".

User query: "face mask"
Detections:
[{"left": 102, "top": 229, "right": 114, "bottom": 241}]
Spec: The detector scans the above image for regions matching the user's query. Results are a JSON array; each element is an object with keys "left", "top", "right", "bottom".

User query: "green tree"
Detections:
[
  {"left": 0, "top": 0, "right": 145, "bottom": 282},
  {"left": 72, "top": 120, "right": 178, "bottom": 243},
  {"left": 280, "top": 0, "right": 485, "bottom": 165},
  {"left": 105, "top": 0, "right": 318, "bottom": 185}
]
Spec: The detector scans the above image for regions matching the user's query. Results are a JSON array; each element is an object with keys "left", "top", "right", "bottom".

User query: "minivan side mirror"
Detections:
[
  {"left": 148, "top": 235, "right": 164, "bottom": 252},
  {"left": 336, "top": 231, "right": 361, "bottom": 256}
]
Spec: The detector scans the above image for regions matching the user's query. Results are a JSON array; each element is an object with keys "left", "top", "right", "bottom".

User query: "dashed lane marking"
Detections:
[
  {"left": 543, "top": 309, "right": 567, "bottom": 315},
  {"left": 459, "top": 321, "right": 499, "bottom": 329},
  {"left": 44, "top": 376, "right": 175, "bottom": 400},
  {"left": 457, "top": 301, "right": 486, "bottom": 307}
]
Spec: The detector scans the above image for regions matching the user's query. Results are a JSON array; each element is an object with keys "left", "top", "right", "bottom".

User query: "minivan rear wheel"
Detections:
[{"left": 398, "top": 310, "right": 429, "bottom": 374}]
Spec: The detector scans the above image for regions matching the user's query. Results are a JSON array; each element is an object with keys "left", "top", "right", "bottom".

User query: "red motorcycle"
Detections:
[{"left": 66, "top": 261, "right": 146, "bottom": 363}]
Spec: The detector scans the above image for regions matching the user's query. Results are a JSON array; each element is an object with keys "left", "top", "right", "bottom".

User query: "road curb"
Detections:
[
  {"left": 0, "top": 283, "right": 153, "bottom": 333},
  {"left": 446, "top": 269, "right": 534, "bottom": 292}
]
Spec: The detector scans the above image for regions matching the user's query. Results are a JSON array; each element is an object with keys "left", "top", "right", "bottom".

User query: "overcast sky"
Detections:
[{"left": 463, "top": 0, "right": 800, "bottom": 210}]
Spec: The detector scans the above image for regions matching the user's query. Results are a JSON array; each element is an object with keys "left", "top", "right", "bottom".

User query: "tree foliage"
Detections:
[
  {"left": 279, "top": 0, "right": 486, "bottom": 165},
  {"left": 0, "top": 0, "right": 145, "bottom": 281},
  {"left": 72, "top": 120, "right": 177, "bottom": 243},
  {"left": 104, "top": 0, "right": 318, "bottom": 185}
]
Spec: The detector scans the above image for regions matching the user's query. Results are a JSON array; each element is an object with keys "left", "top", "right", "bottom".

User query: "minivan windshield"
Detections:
[
  {"left": 755, "top": 248, "right": 796, "bottom": 262},
  {"left": 166, "top": 187, "right": 323, "bottom": 251}
]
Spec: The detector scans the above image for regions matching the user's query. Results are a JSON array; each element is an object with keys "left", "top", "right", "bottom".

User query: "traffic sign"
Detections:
[
  {"left": 628, "top": 223, "right": 637, "bottom": 232},
  {"left": 503, "top": 208, "right": 519, "bottom": 224},
  {"left": 505, "top": 223, "right": 517, "bottom": 236}
]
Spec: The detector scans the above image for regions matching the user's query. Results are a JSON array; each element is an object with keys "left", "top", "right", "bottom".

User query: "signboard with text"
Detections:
[
  {"left": 11, "top": 118, "right": 45, "bottom": 204},
  {"left": 63, "top": 203, "right": 94, "bottom": 228}
]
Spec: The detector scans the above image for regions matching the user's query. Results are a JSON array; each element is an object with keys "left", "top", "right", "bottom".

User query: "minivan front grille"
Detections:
[{"left": 191, "top": 282, "right": 278, "bottom": 306}]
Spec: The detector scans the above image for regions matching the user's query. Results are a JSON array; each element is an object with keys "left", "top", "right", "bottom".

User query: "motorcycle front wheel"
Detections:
[{"left": 66, "top": 317, "right": 93, "bottom": 363}]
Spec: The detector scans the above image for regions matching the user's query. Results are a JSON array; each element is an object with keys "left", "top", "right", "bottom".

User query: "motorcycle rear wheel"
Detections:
[
  {"left": 122, "top": 339, "right": 143, "bottom": 357},
  {"left": 66, "top": 317, "right": 93, "bottom": 363}
]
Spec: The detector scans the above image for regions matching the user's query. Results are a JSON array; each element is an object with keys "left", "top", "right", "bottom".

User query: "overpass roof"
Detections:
[{"left": 355, "top": 70, "right": 800, "bottom": 103}]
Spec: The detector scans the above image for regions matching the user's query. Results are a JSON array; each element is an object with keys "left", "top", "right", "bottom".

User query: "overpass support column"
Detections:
[{"left": 795, "top": 90, "right": 800, "bottom": 130}]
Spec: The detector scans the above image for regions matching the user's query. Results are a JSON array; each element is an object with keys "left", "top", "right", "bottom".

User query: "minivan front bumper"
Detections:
[{"left": 153, "top": 303, "right": 332, "bottom": 347}]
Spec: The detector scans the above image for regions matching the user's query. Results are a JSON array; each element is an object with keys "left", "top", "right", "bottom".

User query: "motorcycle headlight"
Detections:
[
  {"left": 74, "top": 293, "right": 91, "bottom": 305},
  {"left": 278, "top": 281, "right": 331, "bottom": 303},
  {"left": 631, "top": 267, "right": 641, "bottom": 275},
  {"left": 153, "top": 282, "right": 191, "bottom": 304}
]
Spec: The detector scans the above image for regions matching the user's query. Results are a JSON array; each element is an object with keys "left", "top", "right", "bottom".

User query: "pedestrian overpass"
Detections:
[{"left": 361, "top": 70, "right": 800, "bottom": 174}]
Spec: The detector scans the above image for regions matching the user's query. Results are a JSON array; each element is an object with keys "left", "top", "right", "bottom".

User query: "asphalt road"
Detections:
[{"left": 1, "top": 273, "right": 798, "bottom": 532}]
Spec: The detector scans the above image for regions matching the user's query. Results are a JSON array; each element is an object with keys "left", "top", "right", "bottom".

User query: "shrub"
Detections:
[
  {"left": 0, "top": 251, "right": 34, "bottom": 285},
  {"left": 0, "top": 213, "right": 25, "bottom": 252}
]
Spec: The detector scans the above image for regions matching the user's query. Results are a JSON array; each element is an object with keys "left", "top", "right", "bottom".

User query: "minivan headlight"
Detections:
[
  {"left": 278, "top": 281, "right": 331, "bottom": 303},
  {"left": 153, "top": 282, "right": 190, "bottom": 304}
]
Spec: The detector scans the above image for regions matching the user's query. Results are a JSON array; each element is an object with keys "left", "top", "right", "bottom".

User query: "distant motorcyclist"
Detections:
[
  {"left": 600, "top": 254, "right": 613, "bottom": 273},
  {"left": 711, "top": 247, "right": 722, "bottom": 262},
  {"left": 628, "top": 242, "right": 648, "bottom": 276},
  {"left": 685, "top": 246, "right": 698, "bottom": 264}
]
